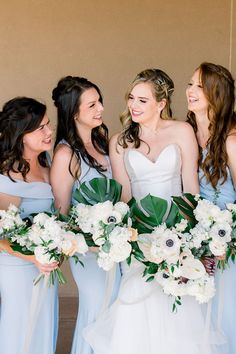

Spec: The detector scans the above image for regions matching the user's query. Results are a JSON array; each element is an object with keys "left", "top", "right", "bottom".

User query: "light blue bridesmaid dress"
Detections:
[
  {"left": 199, "top": 150, "right": 236, "bottom": 354},
  {"left": 0, "top": 174, "right": 58, "bottom": 354},
  {"left": 59, "top": 141, "right": 121, "bottom": 354}
]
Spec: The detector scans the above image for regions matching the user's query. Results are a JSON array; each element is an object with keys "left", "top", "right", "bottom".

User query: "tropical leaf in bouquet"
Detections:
[
  {"left": 11, "top": 243, "right": 34, "bottom": 255},
  {"left": 129, "top": 194, "right": 183, "bottom": 234},
  {"left": 172, "top": 193, "right": 198, "bottom": 225},
  {"left": 73, "top": 178, "right": 122, "bottom": 205},
  {"left": 165, "top": 202, "right": 184, "bottom": 228}
]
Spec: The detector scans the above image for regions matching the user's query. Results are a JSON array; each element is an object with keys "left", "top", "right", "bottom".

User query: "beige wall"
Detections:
[{"left": 0, "top": 0, "right": 235, "bottom": 296}]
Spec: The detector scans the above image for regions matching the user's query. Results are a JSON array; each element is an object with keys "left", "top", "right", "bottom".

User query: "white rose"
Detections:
[
  {"left": 138, "top": 234, "right": 163, "bottom": 264},
  {"left": 97, "top": 251, "right": 114, "bottom": 271},
  {"left": 92, "top": 223, "right": 105, "bottom": 246},
  {"left": 162, "top": 277, "right": 187, "bottom": 297},
  {"left": 175, "top": 219, "right": 188, "bottom": 232},
  {"left": 34, "top": 246, "right": 56, "bottom": 264},
  {"left": 114, "top": 202, "right": 129, "bottom": 218},
  {"left": 209, "top": 240, "right": 227, "bottom": 256},
  {"left": 109, "top": 226, "right": 131, "bottom": 244},
  {"left": 33, "top": 213, "right": 50, "bottom": 225},
  {"left": 109, "top": 241, "right": 132, "bottom": 262},
  {"left": 187, "top": 275, "right": 215, "bottom": 303}
]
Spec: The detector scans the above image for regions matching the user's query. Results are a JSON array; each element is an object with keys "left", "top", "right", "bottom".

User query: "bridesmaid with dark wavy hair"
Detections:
[
  {"left": 50, "top": 76, "right": 121, "bottom": 354},
  {"left": 186, "top": 62, "right": 236, "bottom": 353},
  {"left": 0, "top": 97, "right": 58, "bottom": 354}
]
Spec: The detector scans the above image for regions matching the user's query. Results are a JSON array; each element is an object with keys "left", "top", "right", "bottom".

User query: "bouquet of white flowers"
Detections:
[
  {"left": 1, "top": 206, "right": 88, "bottom": 285},
  {"left": 129, "top": 194, "right": 216, "bottom": 311},
  {"left": 0, "top": 204, "right": 27, "bottom": 239},
  {"left": 173, "top": 194, "right": 236, "bottom": 269},
  {"left": 69, "top": 178, "right": 136, "bottom": 271}
]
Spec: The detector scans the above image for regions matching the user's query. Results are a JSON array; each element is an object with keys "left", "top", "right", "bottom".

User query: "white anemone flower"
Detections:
[{"left": 209, "top": 222, "right": 232, "bottom": 243}]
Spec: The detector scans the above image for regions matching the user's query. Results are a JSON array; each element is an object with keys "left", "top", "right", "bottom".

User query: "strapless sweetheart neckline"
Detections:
[{"left": 126, "top": 143, "right": 180, "bottom": 164}]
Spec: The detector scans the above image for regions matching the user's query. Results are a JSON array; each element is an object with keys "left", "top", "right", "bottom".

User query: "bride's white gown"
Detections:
[{"left": 84, "top": 144, "right": 227, "bottom": 354}]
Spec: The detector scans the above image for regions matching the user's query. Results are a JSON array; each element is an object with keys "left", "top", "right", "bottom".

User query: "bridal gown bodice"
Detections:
[
  {"left": 124, "top": 143, "right": 182, "bottom": 201},
  {"left": 121, "top": 144, "right": 182, "bottom": 276}
]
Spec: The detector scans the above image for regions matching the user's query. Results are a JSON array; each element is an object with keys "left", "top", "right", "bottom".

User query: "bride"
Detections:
[{"left": 84, "top": 69, "right": 226, "bottom": 354}]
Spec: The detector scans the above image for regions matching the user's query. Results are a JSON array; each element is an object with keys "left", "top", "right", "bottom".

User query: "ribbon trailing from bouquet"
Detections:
[{"left": 23, "top": 274, "right": 49, "bottom": 354}]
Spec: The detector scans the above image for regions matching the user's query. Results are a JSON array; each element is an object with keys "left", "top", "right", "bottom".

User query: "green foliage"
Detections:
[
  {"left": 73, "top": 178, "right": 122, "bottom": 205},
  {"left": 172, "top": 296, "right": 182, "bottom": 313},
  {"left": 172, "top": 194, "right": 198, "bottom": 226},
  {"left": 130, "top": 240, "right": 145, "bottom": 262},
  {"left": 129, "top": 194, "right": 184, "bottom": 234},
  {"left": 11, "top": 243, "right": 34, "bottom": 255}
]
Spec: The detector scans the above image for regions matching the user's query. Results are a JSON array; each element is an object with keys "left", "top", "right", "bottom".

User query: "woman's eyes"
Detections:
[
  {"left": 128, "top": 96, "right": 147, "bottom": 103},
  {"left": 37, "top": 120, "right": 50, "bottom": 130},
  {"left": 187, "top": 82, "right": 203, "bottom": 89}
]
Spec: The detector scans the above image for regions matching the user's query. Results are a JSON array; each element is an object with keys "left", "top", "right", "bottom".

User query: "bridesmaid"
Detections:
[
  {"left": 186, "top": 62, "right": 236, "bottom": 353},
  {"left": 0, "top": 97, "right": 58, "bottom": 354},
  {"left": 50, "top": 76, "right": 121, "bottom": 354}
]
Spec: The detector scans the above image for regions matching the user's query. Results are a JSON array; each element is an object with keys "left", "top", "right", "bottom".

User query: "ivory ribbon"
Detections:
[
  {"left": 217, "top": 274, "right": 224, "bottom": 333},
  {"left": 96, "top": 264, "right": 118, "bottom": 318},
  {"left": 118, "top": 263, "right": 157, "bottom": 305},
  {"left": 23, "top": 274, "right": 49, "bottom": 354}
]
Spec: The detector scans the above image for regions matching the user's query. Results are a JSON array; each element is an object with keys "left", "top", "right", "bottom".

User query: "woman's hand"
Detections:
[{"left": 34, "top": 259, "right": 59, "bottom": 275}]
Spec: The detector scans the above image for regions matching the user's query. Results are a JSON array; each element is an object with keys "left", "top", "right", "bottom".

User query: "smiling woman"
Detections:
[
  {"left": 83, "top": 68, "right": 226, "bottom": 354},
  {"left": 50, "top": 76, "right": 121, "bottom": 354},
  {"left": 187, "top": 62, "right": 236, "bottom": 354},
  {"left": 0, "top": 97, "right": 58, "bottom": 354},
  {"left": 22, "top": 115, "right": 52, "bottom": 157}
]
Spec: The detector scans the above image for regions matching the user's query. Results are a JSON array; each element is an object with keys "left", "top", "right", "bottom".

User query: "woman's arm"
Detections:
[
  {"left": 50, "top": 144, "right": 77, "bottom": 215},
  {"left": 109, "top": 134, "right": 132, "bottom": 203},
  {"left": 0, "top": 193, "right": 58, "bottom": 272},
  {"left": 0, "top": 192, "right": 21, "bottom": 210},
  {"left": 0, "top": 240, "right": 57, "bottom": 273},
  {"left": 177, "top": 122, "right": 199, "bottom": 194}
]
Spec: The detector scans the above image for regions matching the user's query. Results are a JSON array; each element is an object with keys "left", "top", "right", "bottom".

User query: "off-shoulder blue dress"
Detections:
[
  {"left": 58, "top": 140, "right": 121, "bottom": 354},
  {"left": 199, "top": 151, "right": 236, "bottom": 354},
  {"left": 0, "top": 174, "right": 58, "bottom": 354}
]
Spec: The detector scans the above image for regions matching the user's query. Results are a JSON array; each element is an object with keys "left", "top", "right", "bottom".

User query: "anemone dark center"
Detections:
[
  {"left": 166, "top": 239, "right": 174, "bottom": 247},
  {"left": 218, "top": 229, "right": 226, "bottom": 237},
  {"left": 107, "top": 216, "right": 117, "bottom": 223}
]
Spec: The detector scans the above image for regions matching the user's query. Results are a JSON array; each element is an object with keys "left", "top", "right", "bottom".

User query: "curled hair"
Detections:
[
  {"left": 118, "top": 69, "right": 175, "bottom": 148},
  {"left": 52, "top": 76, "right": 108, "bottom": 177},
  {"left": 187, "top": 62, "right": 236, "bottom": 188},
  {"left": 0, "top": 97, "right": 47, "bottom": 181}
]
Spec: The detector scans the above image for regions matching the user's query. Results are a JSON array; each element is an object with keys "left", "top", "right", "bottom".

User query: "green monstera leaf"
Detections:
[
  {"left": 73, "top": 177, "right": 122, "bottom": 205},
  {"left": 172, "top": 193, "right": 198, "bottom": 227},
  {"left": 129, "top": 194, "right": 184, "bottom": 234}
]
